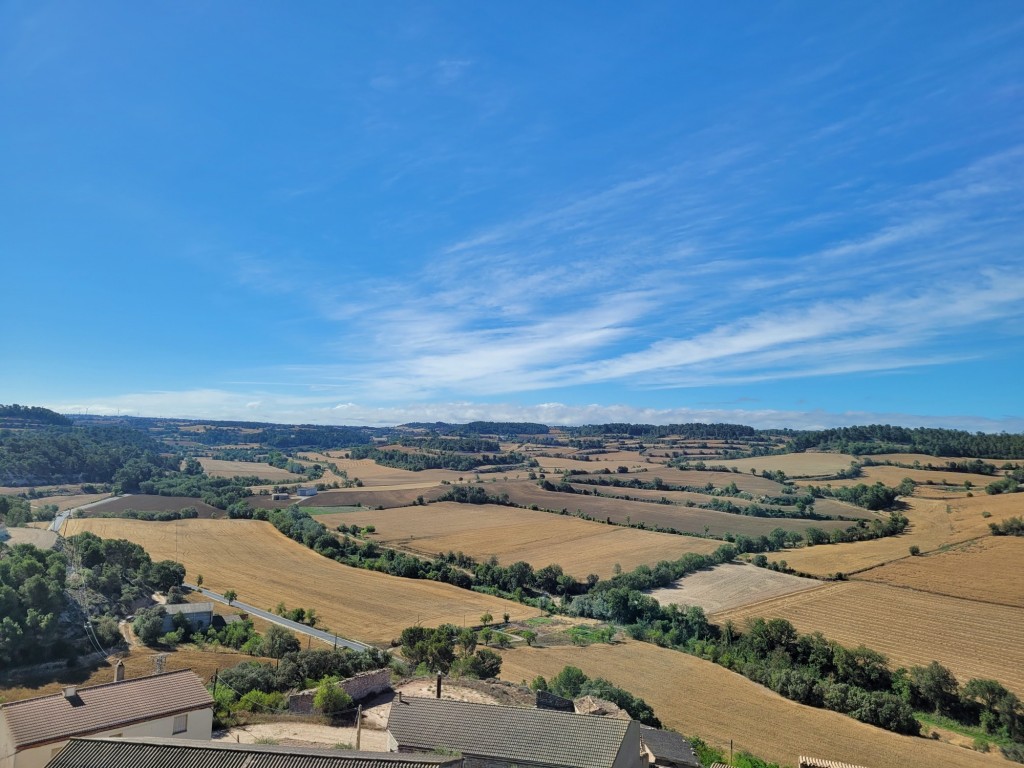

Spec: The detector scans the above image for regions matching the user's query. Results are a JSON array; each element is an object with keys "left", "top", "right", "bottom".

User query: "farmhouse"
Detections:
[
  {"left": 386, "top": 696, "right": 646, "bottom": 768},
  {"left": 161, "top": 601, "right": 214, "bottom": 633},
  {"left": 46, "top": 737, "right": 463, "bottom": 768},
  {"left": 297, "top": 487, "right": 318, "bottom": 497},
  {"left": 640, "top": 726, "right": 700, "bottom": 768},
  {"left": 0, "top": 670, "right": 213, "bottom": 768}
]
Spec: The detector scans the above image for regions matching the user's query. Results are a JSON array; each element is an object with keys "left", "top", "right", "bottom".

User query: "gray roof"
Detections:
[
  {"left": 165, "top": 601, "right": 214, "bottom": 615},
  {"left": 0, "top": 670, "right": 213, "bottom": 749},
  {"left": 387, "top": 696, "right": 636, "bottom": 768},
  {"left": 639, "top": 726, "right": 700, "bottom": 767},
  {"left": 48, "top": 737, "right": 462, "bottom": 768}
]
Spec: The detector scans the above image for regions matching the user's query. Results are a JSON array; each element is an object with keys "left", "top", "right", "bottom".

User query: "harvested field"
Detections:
[
  {"left": 494, "top": 480, "right": 850, "bottom": 538},
  {"left": 61, "top": 518, "right": 539, "bottom": 646},
  {"left": 723, "top": 453, "right": 858, "bottom": 477},
  {"left": 647, "top": 563, "right": 822, "bottom": 616},
  {"left": 318, "top": 502, "right": 721, "bottom": 578},
  {"left": 871, "top": 453, "right": 1023, "bottom": 467},
  {"left": 199, "top": 458, "right": 303, "bottom": 481},
  {"left": 717, "top": 581, "right": 1024, "bottom": 697},
  {"left": 28, "top": 492, "right": 112, "bottom": 512},
  {"left": 298, "top": 486, "right": 448, "bottom": 510},
  {"left": 75, "top": 494, "right": 224, "bottom": 518},
  {"left": 499, "top": 641, "right": 994, "bottom": 768},
  {"left": 808, "top": 465, "right": 999, "bottom": 490},
  {"left": 613, "top": 469, "right": 788, "bottom": 495},
  {"left": 3, "top": 527, "right": 58, "bottom": 548},
  {"left": 782, "top": 492, "right": 1024, "bottom": 577},
  {"left": 856, "top": 537, "right": 1024, "bottom": 607},
  {"left": 315, "top": 457, "right": 464, "bottom": 487}
]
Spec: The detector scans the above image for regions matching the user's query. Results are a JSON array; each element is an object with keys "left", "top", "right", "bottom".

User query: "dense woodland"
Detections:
[{"left": 790, "top": 425, "right": 1024, "bottom": 458}]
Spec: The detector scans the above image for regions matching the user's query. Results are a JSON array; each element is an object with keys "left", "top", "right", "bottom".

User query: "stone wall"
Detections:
[{"left": 288, "top": 668, "right": 391, "bottom": 713}]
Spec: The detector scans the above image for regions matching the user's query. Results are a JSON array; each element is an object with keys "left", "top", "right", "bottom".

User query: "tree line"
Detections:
[{"left": 788, "top": 425, "right": 1024, "bottom": 459}]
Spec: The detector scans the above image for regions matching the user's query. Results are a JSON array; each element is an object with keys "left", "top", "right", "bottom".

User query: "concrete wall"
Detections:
[
  {"left": 288, "top": 669, "right": 391, "bottom": 714},
  {"left": 4, "top": 707, "right": 213, "bottom": 768}
]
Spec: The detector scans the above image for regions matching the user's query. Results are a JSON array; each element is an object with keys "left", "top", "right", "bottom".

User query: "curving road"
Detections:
[{"left": 184, "top": 583, "right": 371, "bottom": 653}]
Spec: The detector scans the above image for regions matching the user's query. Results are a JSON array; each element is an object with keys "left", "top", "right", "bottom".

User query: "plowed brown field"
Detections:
[
  {"left": 61, "top": 518, "right": 539, "bottom": 645},
  {"left": 647, "top": 563, "right": 822, "bottom": 616},
  {"left": 717, "top": 581, "right": 1024, "bottom": 697},
  {"left": 317, "top": 502, "right": 720, "bottom": 578},
  {"left": 856, "top": 536, "right": 1024, "bottom": 607},
  {"left": 498, "top": 641, "right": 996, "bottom": 768}
]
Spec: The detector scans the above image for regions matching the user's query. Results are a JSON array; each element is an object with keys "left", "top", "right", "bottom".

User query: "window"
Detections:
[{"left": 172, "top": 713, "right": 188, "bottom": 734}]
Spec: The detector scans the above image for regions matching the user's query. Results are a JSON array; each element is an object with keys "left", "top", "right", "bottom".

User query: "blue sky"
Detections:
[{"left": 2, "top": 2, "right": 1023, "bottom": 430}]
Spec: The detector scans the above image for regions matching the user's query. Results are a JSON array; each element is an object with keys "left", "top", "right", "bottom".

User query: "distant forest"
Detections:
[{"left": 789, "top": 425, "right": 1024, "bottom": 458}]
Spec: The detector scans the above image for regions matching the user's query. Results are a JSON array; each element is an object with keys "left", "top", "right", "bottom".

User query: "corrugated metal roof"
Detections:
[
  {"left": 48, "top": 738, "right": 462, "bottom": 768},
  {"left": 639, "top": 726, "right": 700, "bottom": 767},
  {"left": 386, "top": 696, "right": 635, "bottom": 768},
  {"left": 0, "top": 669, "right": 213, "bottom": 749}
]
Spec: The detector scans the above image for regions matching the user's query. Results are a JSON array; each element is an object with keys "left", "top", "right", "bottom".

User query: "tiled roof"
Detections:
[
  {"left": 639, "top": 726, "right": 700, "bottom": 767},
  {"left": 48, "top": 738, "right": 462, "bottom": 768},
  {"left": 0, "top": 669, "right": 213, "bottom": 749},
  {"left": 800, "top": 758, "right": 870, "bottom": 768},
  {"left": 386, "top": 696, "right": 635, "bottom": 768}
]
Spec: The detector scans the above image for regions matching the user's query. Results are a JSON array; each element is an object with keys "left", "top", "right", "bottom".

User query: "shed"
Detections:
[
  {"left": 639, "top": 726, "right": 700, "bottom": 768},
  {"left": 161, "top": 602, "right": 214, "bottom": 633}
]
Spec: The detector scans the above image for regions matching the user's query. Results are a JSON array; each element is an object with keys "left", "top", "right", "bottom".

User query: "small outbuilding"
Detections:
[
  {"left": 297, "top": 487, "right": 318, "bottom": 497},
  {"left": 161, "top": 602, "right": 214, "bottom": 634},
  {"left": 640, "top": 726, "right": 700, "bottom": 768}
]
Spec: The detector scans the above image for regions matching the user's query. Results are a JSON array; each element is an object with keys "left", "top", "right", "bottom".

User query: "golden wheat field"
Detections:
[
  {"left": 781, "top": 492, "right": 1024, "bottom": 576},
  {"left": 723, "top": 453, "right": 858, "bottom": 477},
  {"left": 646, "top": 563, "right": 823, "bottom": 616},
  {"left": 498, "top": 641, "right": 996, "bottom": 768},
  {"left": 810, "top": 464, "right": 1001, "bottom": 489},
  {"left": 320, "top": 457, "right": 467, "bottom": 486},
  {"left": 856, "top": 536, "right": 1024, "bottom": 607},
  {"left": 61, "top": 518, "right": 539, "bottom": 645},
  {"left": 717, "top": 580, "right": 1024, "bottom": 697},
  {"left": 198, "top": 458, "right": 304, "bottom": 481},
  {"left": 870, "top": 453, "right": 1023, "bottom": 467},
  {"left": 318, "top": 502, "right": 721, "bottom": 578}
]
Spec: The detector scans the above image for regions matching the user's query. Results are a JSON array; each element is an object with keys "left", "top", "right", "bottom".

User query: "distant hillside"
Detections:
[
  {"left": 0, "top": 404, "right": 72, "bottom": 428},
  {"left": 788, "top": 425, "right": 1024, "bottom": 458}
]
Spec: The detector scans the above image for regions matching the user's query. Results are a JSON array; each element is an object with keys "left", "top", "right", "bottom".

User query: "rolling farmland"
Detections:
[
  {"left": 723, "top": 453, "right": 858, "bottom": 477},
  {"left": 61, "top": 518, "right": 539, "bottom": 645},
  {"left": 76, "top": 494, "right": 224, "bottom": 518},
  {"left": 647, "top": 562, "right": 822, "bottom": 616},
  {"left": 318, "top": 502, "right": 721, "bottom": 578},
  {"left": 498, "top": 641, "right": 996, "bottom": 768},
  {"left": 856, "top": 536, "right": 1024, "bottom": 607},
  {"left": 717, "top": 580, "right": 1024, "bottom": 698},
  {"left": 198, "top": 458, "right": 303, "bottom": 481}
]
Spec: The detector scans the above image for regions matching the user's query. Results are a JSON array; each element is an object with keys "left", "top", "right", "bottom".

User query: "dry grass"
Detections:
[
  {"left": 3, "top": 527, "right": 58, "bottom": 548},
  {"left": 495, "top": 480, "right": 850, "bottom": 538},
  {"left": 807, "top": 465, "right": 1000, "bottom": 490},
  {"left": 498, "top": 641, "right": 996, "bottom": 768},
  {"left": 647, "top": 563, "right": 822, "bottom": 616},
  {"left": 613, "top": 468, "right": 789, "bottom": 495},
  {"left": 857, "top": 537, "right": 1024, "bottom": 607},
  {"left": 198, "top": 458, "right": 303, "bottom": 481},
  {"left": 717, "top": 580, "right": 1024, "bottom": 697},
  {"left": 318, "top": 502, "right": 721, "bottom": 578},
  {"left": 781, "top": 491, "right": 1024, "bottom": 577},
  {"left": 76, "top": 494, "right": 224, "bottom": 518},
  {"left": 62, "top": 518, "right": 539, "bottom": 646},
  {"left": 27, "top": 493, "right": 112, "bottom": 512},
  {"left": 871, "top": 453, "right": 1023, "bottom": 467},
  {"left": 723, "top": 453, "right": 859, "bottom": 477},
  {"left": 318, "top": 457, "right": 465, "bottom": 487}
]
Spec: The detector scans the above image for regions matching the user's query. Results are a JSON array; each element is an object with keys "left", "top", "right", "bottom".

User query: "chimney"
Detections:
[
  {"left": 436, "top": 672, "right": 442, "bottom": 699},
  {"left": 62, "top": 686, "right": 77, "bottom": 699},
  {"left": 397, "top": 691, "right": 403, "bottom": 704},
  {"left": 113, "top": 659, "right": 125, "bottom": 682}
]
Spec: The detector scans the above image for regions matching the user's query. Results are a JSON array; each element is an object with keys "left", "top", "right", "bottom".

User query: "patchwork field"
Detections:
[
  {"left": 495, "top": 480, "right": 851, "bottom": 538},
  {"left": 61, "top": 518, "right": 539, "bottom": 645},
  {"left": 318, "top": 457, "right": 466, "bottom": 486},
  {"left": 298, "top": 486, "right": 449, "bottom": 509},
  {"left": 647, "top": 563, "right": 822, "bottom": 616},
  {"left": 499, "top": 641, "right": 995, "bottom": 768},
  {"left": 810, "top": 464, "right": 1000, "bottom": 489},
  {"left": 781, "top": 492, "right": 1024, "bottom": 576},
  {"left": 198, "top": 458, "right": 303, "bottom": 481},
  {"left": 76, "top": 494, "right": 224, "bottom": 518},
  {"left": 871, "top": 453, "right": 1023, "bottom": 467},
  {"left": 614, "top": 469, "right": 789, "bottom": 495},
  {"left": 318, "top": 502, "right": 721, "bottom": 578},
  {"left": 723, "top": 453, "right": 858, "bottom": 477},
  {"left": 717, "top": 581, "right": 1024, "bottom": 698},
  {"left": 856, "top": 536, "right": 1024, "bottom": 607}
]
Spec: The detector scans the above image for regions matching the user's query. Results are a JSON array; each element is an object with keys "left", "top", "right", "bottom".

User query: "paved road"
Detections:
[{"left": 184, "top": 584, "right": 371, "bottom": 653}]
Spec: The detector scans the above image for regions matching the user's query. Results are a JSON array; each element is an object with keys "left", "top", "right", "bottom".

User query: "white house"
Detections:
[{"left": 0, "top": 669, "right": 213, "bottom": 768}]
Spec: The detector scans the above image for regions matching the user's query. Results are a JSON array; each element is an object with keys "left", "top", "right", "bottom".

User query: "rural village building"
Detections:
[
  {"left": 0, "top": 670, "right": 213, "bottom": 768},
  {"left": 160, "top": 601, "right": 214, "bottom": 633},
  {"left": 45, "top": 737, "right": 463, "bottom": 768},
  {"left": 386, "top": 696, "right": 647, "bottom": 768},
  {"left": 639, "top": 726, "right": 700, "bottom": 768},
  {"left": 297, "top": 487, "right": 318, "bottom": 497}
]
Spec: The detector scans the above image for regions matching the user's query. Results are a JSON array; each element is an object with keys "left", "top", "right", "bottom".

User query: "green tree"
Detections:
[
  {"left": 313, "top": 676, "right": 353, "bottom": 715},
  {"left": 263, "top": 625, "right": 300, "bottom": 659},
  {"left": 133, "top": 607, "right": 166, "bottom": 645},
  {"left": 224, "top": 589, "right": 238, "bottom": 605}
]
